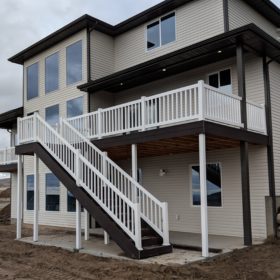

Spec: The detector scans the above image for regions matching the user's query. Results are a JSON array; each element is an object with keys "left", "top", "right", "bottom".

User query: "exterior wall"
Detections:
[
  {"left": 113, "top": 0, "right": 224, "bottom": 73},
  {"left": 109, "top": 54, "right": 264, "bottom": 106},
  {"left": 90, "top": 30, "right": 114, "bottom": 80},
  {"left": 270, "top": 62, "right": 280, "bottom": 196},
  {"left": 228, "top": 0, "right": 279, "bottom": 39},
  {"left": 22, "top": 29, "right": 88, "bottom": 228},
  {"left": 118, "top": 146, "right": 268, "bottom": 238}
]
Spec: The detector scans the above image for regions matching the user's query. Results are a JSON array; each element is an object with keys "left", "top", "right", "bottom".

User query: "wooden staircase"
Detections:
[{"left": 16, "top": 142, "right": 172, "bottom": 259}]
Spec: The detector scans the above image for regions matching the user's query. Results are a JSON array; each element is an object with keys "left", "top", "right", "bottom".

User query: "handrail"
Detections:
[
  {"left": 61, "top": 118, "right": 169, "bottom": 244},
  {"left": 18, "top": 113, "right": 143, "bottom": 250},
  {"left": 0, "top": 147, "right": 17, "bottom": 165}
]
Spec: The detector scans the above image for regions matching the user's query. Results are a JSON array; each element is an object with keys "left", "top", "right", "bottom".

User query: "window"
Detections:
[
  {"left": 147, "top": 12, "right": 175, "bottom": 50},
  {"left": 26, "top": 175, "right": 34, "bottom": 210},
  {"left": 208, "top": 69, "right": 232, "bottom": 94},
  {"left": 45, "top": 52, "right": 59, "bottom": 93},
  {"left": 67, "top": 191, "right": 76, "bottom": 212},
  {"left": 45, "top": 173, "right": 60, "bottom": 211},
  {"left": 45, "top": 104, "right": 59, "bottom": 127},
  {"left": 67, "top": 96, "right": 84, "bottom": 118},
  {"left": 191, "top": 163, "right": 222, "bottom": 207},
  {"left": 66, "top": 40, "right": 82, "bottom": 85},
  {"left": 27, "top": 63, "right": 39, "bottom": 100}
]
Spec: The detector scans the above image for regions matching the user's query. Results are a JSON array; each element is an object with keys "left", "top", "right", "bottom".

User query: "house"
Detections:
[{"left": 0, "top": 0, "right": 279, "bottom": 259}]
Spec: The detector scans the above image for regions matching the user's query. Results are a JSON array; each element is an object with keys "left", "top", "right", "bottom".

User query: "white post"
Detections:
[
  {"left": 198, "top": 80, "right": 205, "bottom": 121},
  {"left": 104, "top": 231, "right": 110, "bottom": 245},
  {"left": 33, "top": 154, "right": 39, "bottom": 242},
  {"left": 16, "top": 155, "right": 23, "bottom": 240},
  {"left": 75, "top": 150, "right": 80, "bottom": 186},
  {"left": 33, "top": 112, "right": 37, "bottom": 141},
  {"left": 76, "top": 199, "right": 82, "bottom": 250},
  {"left": 162, "top": 202, "right": 170, "bottom": 246},
  {"left": 134, "top": 203, "right": 142, "bottom": 250},
  {"left": 141, "top": 96, "right": 146, "bottom": 131},
  {"left": 199, "top": 133, "right": 209, "bottom": 257},
  {"left": 4, "top": 148, "right": 7, "bottom": 164},
  {"left": 98, "top": 108, "right": 102, "bottom": 139},
  {"left": 84, "top": 210, "right": 89, "bottom": 241},
  {"left": 131, "top": 144, "right": 138, "bottom": 203}
]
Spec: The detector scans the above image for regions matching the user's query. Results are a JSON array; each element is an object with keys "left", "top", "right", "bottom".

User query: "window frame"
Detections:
[
  {"left": 66, "top": 40, "right": 83, "bottom": 86},
  {"left": 26, "top": 174, "right": 34, "bottom": 211},
  {"left": 189, "top": 162, "right": 223, "bottom": 208},
  {"left": 26, "top": 62, "right": 39, "bottom": 101},
  {"left": 45, "top": 172, "right": 60, "bottom": 212},
  {"left": 146, "top": 11, "right": 176, "bottom": 52},
  {"left": 45, "top": 51, "right": 60, "bottom": 94},
  {"left": 207, "top": 68, "right": 233, "bottom": 94}
]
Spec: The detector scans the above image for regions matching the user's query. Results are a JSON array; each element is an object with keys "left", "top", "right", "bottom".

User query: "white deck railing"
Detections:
[
  {"left": 18, "top": 114, "right": 143, "bottom": 250},
  {"left": 61, "top": 119, "right": 169, "bottom": 244},
  {"left": 67, "top": 81, "right": 266, "bottom": 139},
  {"left": 0, "top": 147, "right": 17, "bottom": 165}
]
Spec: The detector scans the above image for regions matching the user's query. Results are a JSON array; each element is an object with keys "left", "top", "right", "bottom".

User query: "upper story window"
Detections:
[
  {"left": 66, "top": 40, "right": 82, "bottom": 85},
  {"left": 27, "top": 62, "right": 39, "bottom": 100},
  {"left": 45, "top": 104, "right": 59, "bottom": 127},
  {"left": 191, "top": 163, "right": 222, "bottom": 207},
  {"left": 208, "top": 69, "right": 232, "bottom": 94},
  {"left": 45, "top": 52, "right": 59, "bottom": 93},
  {"left": 67, "top": 96, "right": 83, "bottom": 118},
  {"left": 147, "top": 12, "right": 176, "bottom": 50}
]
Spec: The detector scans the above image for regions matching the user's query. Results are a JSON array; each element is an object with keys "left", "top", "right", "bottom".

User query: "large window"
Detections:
[
  {"left": 26, "top": 175, "right": 34, "bottom": 210},
  {"left": 66, "top": 40, "right": 82, "bottom": 85},
  {"left": 191, "top": 163, "right": 222, "bottom": 207},
  {"left": 147, "top": 12, "right": 175, "bottom": 50},
  {"left": 45, "top": 104, "right": 59, "bottom": 127},
  {"left": 208, "top": 69, "right": 232, "bottom": 94},
  {"left": 45, "top": 52, "right": 59, "bottom": 93},
  {"left": 67, "top": 191, "right": 76, "bottom": 212},
  {"left": 27, "top": 63, "right": 39, "bottom": 100},
  {"left": 67, "top": 96, "right": 84, "bottom": 118},
  {"left": 45, "top": 173, "right": 60, "bottom": 211}
]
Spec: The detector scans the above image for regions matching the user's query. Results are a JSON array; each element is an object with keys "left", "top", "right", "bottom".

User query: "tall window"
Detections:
[
  {"left": 27, "top": 62, "right": 39, "bottom": 100},
  {"left": 45, "top": 173, "right": 60, "bottom": 211},
  {"left": 66, "top": 40, "right": 82, "bottom": 85},
  {"left": 45, "top": 52, "right": 59, "bottom": 93},
  {"left": 67, "top": 96, "right": 84, "bottom": 118},
  {"left": 45, "top": 104, "right": 59, "bottom": 127},
  {"left": 191, "top": 163, "right": 222, "bottom": 207},
  {"left": 26, "top": 175, "right": 34, "bottom": 210},
  {"left": 67, "top": 192, "right": 76, "bottom": 212},
  {"left": 208, "top": 69, "right": 232, "bottom": 94},
  {"left": 147, "top": 12, "right": 175, "bottom": 50}
]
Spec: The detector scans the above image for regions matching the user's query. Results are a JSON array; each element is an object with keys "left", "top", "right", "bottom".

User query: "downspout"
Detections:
[
  {"left": 263, "top": 55, "right": 279, "bottom": 238},
  {"left": 223, "top": 0, "right": 229, "bottom": 32}
]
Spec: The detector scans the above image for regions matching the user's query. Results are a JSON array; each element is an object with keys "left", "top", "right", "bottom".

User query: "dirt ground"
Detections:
[{"left": 0, "top": 224, "right": 280, "bottom": 280}]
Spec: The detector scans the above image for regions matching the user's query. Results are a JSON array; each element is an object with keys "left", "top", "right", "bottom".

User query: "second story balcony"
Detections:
[
  {"left": 67, "top": 81, "right": 267, "bottom": 141},
  {"left": 0, "top": 147, "right": 18, "bottom": 173}
]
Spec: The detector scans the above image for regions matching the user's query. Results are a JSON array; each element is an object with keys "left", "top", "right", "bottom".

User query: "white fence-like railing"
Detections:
[
  {"left": 61, "top": 119, "right": 169, "bottom": 244},
  {"left": 0, "top": 147, "right": 17, "bottom": 165},
  {"left": 67, "top": 81, "right": 266, "bottom": 139},
  {"left": 247, "top": 101, "right": 267, "bottom": 134},
  {"left": 18, "top": 113, "right": 143, "bottom": 250}
]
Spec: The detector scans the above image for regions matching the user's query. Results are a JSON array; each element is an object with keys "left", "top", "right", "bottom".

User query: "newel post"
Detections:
[
  {"left": 134, "top": 203, "right": 142, "bottom": 251},
  {"left": 162, "top": 202, "right": 170, "bottom": 246},
  {"left": 198, "top": 80, "right": 205, "bottom": 121},
  {"left": 33, "top": 112, "right": 37, "bottom": 141},
  {"left": 97, "top": 108, "right": 102, "bottom": 139},
  {"left": 75, "top": 149, "right": 81, "bottom": 186},
  {"left": 141, "top": 96, "right": 146, "bottom": 131}
]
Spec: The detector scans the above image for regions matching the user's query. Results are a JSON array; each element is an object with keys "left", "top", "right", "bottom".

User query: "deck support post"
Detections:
[
  {"left": 131, "top": 144, "right": 138, "bottom": 203},
  {"left": 199, "top": 133, "right": 209, "bottom": 258},
  {"left": 75, "top": 199, "right": 82, "bottom": 250},
  {"left": 84, "top": 210, "right": 89, "bottom": 241},
  {"left": 236, "top": 40, "right": 252, "bottom": 246},
  {"left": 33, "top": 154, "right": 39, "bottom": 242},
  {"left": 16, "top": 155, "right": 23, "bottom": 240}
]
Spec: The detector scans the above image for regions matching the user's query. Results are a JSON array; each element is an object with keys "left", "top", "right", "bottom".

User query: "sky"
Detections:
[{"left": 0, "top": 0, "right": 279, "bottom": 150}]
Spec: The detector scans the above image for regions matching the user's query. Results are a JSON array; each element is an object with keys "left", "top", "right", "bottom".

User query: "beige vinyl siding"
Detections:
[
  {"left": 113, "top": 0, "right": 224, "bottom": 72},
  {"left": 118, "top": 146, "right": 268, "bottom": 238},
  {"left": 270, "top": 62, "right": 280, "bottom": 196},
  {"left": 90, "top": 30, "right": 114, "bottom": 80},
  {"left": 22, "top": 29, "right": 88, "bottom": 228},
  {"left": 112, "top": 54, "right": 264, "bottom": 106},
  {"left": 228, "top": 0, "right": 279, "bottom": 39}
]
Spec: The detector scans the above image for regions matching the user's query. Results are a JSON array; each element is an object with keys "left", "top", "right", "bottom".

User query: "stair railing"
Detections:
[
  {"left": 61, "top": 118, "right": 170, "bottom": 245},
  {"left": 18, "top": 113, "right": 143, "bottom": 250}
]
